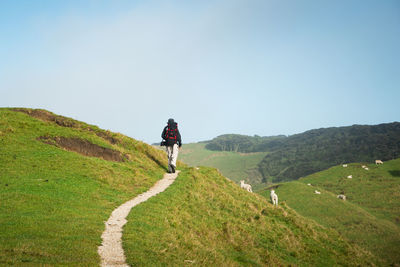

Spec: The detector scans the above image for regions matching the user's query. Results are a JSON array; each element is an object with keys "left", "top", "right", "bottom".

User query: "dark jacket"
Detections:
[{"left": 161, "top": 122, "right": 182, "bottom": 147}]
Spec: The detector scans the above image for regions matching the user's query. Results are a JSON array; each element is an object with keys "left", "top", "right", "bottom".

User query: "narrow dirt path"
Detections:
[{"left": 98, "top": 171, "right": 180, "bottom": 267}]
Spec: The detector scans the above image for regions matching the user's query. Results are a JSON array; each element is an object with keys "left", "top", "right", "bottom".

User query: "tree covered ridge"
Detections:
[
  {"left": 205, "top": 134, "right": 287, "bottom": 152},
  {"left": 205, "top": 122, "right": 400, "bottom": 183}
]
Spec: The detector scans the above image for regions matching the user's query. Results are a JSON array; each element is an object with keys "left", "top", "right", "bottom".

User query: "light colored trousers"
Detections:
[{"left": 166, "top": 144, "right": 179, "bottom": 170}]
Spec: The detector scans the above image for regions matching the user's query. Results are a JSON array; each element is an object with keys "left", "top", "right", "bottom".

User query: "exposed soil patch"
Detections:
[
  {"left": 91, "top": 130, "right": 118, "bottom": 145},
  {"left": 13, "top": 108, "right": 119, "bottom": 144},
  {"left": 13, "top": 108, "right": 78, "bottom": 127},
  {"left": 38, "top": 136, "right": 126, "bottom": 162}
]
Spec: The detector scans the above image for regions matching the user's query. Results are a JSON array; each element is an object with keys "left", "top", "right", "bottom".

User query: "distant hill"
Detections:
[
  {"left": 205, "top": 134, "right": 286, "bottom": 152},
  {"left": 257, "top": 159, "right": 400, "bottom": 266},
  {"left": 179, "top": 142, "right": 267, "bottom": 187},
  {"left": 205, "top": 123, "right": 400, "bottom": 183}
]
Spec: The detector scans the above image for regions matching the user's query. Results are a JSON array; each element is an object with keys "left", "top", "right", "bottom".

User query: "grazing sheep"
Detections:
[
  {"left": 307, "top": 183, "right": 312, "bottom": 186},
  {"left": 240, "top": 180, "right": 252, "bottom": 193},
  {"left": 347, "top": 175, "right": 352, "bottom": 179},
  {"left": 361, "top": 165, "right": 369, "bottom": 170},
  {"left": 337, "top": 194, "right": 346, "bottom": 200},
  {"left": 342, "top": 164, "right": 348, "bottom": 167},
  {"left": 314, "top": 190, "right": 321, "bottom": 194},
  {"left": 270, "top": 190, "right": 278, "bottom": 206},
  {"left": 375, "top": 160, "right": 383, "bottom": 165}
]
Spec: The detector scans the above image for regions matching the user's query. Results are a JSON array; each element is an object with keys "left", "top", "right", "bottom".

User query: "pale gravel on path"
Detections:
[{"left": 98, "top": 171, "right": 180, "bottom": 267}]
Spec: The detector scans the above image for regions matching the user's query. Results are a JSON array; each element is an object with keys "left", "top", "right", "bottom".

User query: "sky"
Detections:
[{"left": 1, "top": 0, "right": 399, "bottom": 144}]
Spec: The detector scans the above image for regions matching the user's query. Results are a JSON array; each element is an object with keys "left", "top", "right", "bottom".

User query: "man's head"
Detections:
[{"left": 168, "top": 118, "right": 174, "bottom": 124}]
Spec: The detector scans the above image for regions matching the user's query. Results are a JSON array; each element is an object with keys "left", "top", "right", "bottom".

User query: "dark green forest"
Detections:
[
  {"left": 205, "top": 122, "right": 400, "bottom": 183},
  {"left": 205, "top": 134, "right": 287, "bottom": 152}
]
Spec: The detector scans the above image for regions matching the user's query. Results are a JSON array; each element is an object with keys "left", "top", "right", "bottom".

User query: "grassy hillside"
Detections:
[
  {"left": 0, "top": 107, "right": 385, "bottom": 266},
  {"left": 299, "top": 159, "right": 400, "bottom": 224},
  {"left": 179, "top": 142, "right": 267, "bottom": 188},
  {"left": 258, "top": 159, "right": 400, "bottom": 266},
  {"left": 123, "top": 167, "right": 378, "bottom": 266},
  {"left": 0, "top": 108, "right": 168, "bottom": 265}
]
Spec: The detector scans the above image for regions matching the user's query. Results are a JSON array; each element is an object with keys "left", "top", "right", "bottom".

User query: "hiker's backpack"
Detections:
[{"left": 165, "top": 123, "right": 178, "bottom": 145}]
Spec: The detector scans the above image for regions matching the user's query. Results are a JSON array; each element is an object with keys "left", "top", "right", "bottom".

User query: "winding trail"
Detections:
[{"left": 98, "top": 171, "right": 180, "bottom": 267}]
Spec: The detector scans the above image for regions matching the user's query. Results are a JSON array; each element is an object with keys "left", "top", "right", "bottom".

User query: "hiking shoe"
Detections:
[{"left": 171, "top": 165, "right": 176, "bottom": 173}]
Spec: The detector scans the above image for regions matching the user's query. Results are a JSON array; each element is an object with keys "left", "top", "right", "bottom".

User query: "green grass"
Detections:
[
  {"left": 179, "top": 143, "right": 268, "bottom": 188},
  {"left": 0, "top": 107, "right": 387, "bottom": 266},
  {"left": 299, "top": 160, "right": 400, "bottom": 224},
  {"left": 258, "top": 159, "right": 400, "bottom": 266},
  {"left": 123, "top": 167, "right": 378, "bottom": 266},
  {"left": 0, "top": 108, "right": 167, "bottom": 265}
]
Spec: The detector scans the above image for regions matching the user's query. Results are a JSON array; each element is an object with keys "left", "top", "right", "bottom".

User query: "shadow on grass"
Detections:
[
  {"left": 388, "top": 170, "right": 400, "bottom": 177},
  {"left": 144, "top": 150, "right": 167, "bottom": 171}
]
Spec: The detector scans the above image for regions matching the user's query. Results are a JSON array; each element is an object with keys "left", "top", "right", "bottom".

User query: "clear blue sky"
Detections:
[{"left": 1, "top": 0, "right": 399, "bottom": 143}]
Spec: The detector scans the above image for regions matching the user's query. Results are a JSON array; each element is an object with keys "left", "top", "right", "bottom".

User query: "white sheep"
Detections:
[
  {"left": 342, "top": 164, "right": 348, "bottom": 168},
  {"left": 347, "top": 175, "right": 352, "bottom": 179},
  {"left": 307, "top": 183, "right": 312, "bottom": 186},
  {"left": 314, "top": 190, "right": 321, "bottom": 194},
  {"left": 337, "top": 194, "right": 346, "bottom": 200},
  {"left": 240, "top": 180, "right": 252, "bottom": 193},
  {"left": 375, "top": 160, "right": 383, "bottom": 165},
  {"left": 270, "top": 190, "right": 278, "bottom": 206},
  {"left": 361, "top": 165, "right": 369, "bottom": 171}
]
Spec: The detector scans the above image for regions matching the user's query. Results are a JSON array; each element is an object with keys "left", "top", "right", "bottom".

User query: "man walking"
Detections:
[{"left": 161, "top": 118, "right": 182, "bottom": 173}]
